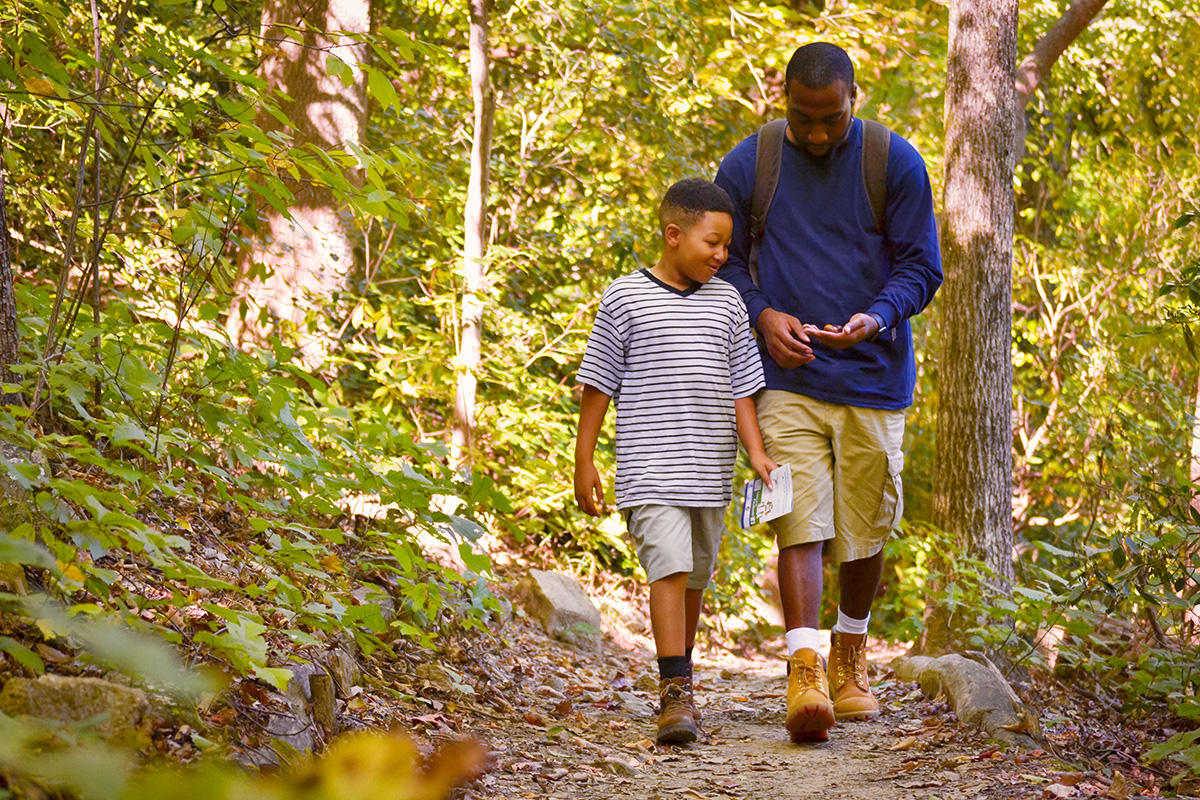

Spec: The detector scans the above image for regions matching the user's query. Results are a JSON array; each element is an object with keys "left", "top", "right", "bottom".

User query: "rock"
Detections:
[
  {"left": 892, "top": 653, "right": 1039, "bottom": 748},
  {"left": 0, "top": 674, "right": 148, "bottom": 741},
  {"left": 891, "top": 654, "right": 936, "bottom": 681},
  {"left": 519, "top": 569, "right": 603, "bottom": 650},
  {"left": 0, "top": 563, "right": 27, "bottom": 595},
  {"left": 613, "top": 691, "right": 654, "bottom": 718}
]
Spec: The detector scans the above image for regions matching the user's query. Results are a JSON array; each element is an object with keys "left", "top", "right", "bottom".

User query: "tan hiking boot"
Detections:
[
  {"left": 785, "top": 648, "right": 835, "bottom": 742},
  {"left": 828, "top": 630, "right": 880, "bottom": 720},
  {"left": 656, "top": 677, "right": 699, "bottom": 745}
]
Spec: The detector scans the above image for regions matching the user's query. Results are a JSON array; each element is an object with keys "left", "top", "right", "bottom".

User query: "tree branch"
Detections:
[{"left": 1015, "top": 0, "right": 1109, "bottom": 108}]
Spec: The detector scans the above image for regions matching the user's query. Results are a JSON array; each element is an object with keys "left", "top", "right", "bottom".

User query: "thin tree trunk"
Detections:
[
  {"left": 0, "top": 105, "right": 21, "bottom": 405},
  {"left": 1191, "top": 372, "right": 1200, "bottom": 514},
  {"left": 229, "top": 0, "right": 368, "bottom": 371},
  {"left": 926, "top": 0, "right": 1018, "bottom": 653},
  {"left": 451, "top": 0, "right": 494, "bottom": 470}
]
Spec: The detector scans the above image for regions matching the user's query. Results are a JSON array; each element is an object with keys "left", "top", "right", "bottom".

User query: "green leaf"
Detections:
[
  {"left": 367, "top": 68, "right": 399, "bottom": 112},
  {"left": 0, "top": 636, "right": 45, "bottom": 673}
]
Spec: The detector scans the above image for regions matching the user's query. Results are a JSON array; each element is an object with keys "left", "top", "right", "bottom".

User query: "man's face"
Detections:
[{"left": 785, "top": 79, "right": 856, "bottom": 158}]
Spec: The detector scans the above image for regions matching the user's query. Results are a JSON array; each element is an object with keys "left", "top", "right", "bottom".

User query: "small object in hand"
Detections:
[{"left": 823, "top": 324, "right": 842, "bottom": 332}]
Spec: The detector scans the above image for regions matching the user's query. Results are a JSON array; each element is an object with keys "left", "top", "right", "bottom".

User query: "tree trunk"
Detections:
[
  {"left": 0, "top": 105, "right": 21, "bottom": 405},
  {"left": 926, "top": 0, "right": 1018, "bottom": 653},
  {"left": 451, "top": 0, "right": 494, "bottom": 470},
  {"left": 229, "top": 0, "right": 369, "bottom": 371}
]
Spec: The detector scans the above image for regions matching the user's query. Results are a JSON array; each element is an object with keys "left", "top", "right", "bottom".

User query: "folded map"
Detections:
[{"left": 740, "top": 463, "right": 793, "bottom": 528}]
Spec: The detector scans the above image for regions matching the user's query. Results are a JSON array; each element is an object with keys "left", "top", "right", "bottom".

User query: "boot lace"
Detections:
[{"left": 835, "top": 640, "right": 867, "bottom": 688}]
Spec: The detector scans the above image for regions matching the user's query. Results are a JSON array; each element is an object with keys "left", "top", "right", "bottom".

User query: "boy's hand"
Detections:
[
  {"left": 757, "top": 308, "right": 815, "bottom": 368},
  {"left": 751, "top": 452, "right": 779, "bottom": 490},
  {"left": 803, "top": 313, "right": 880, "bottom": 349},
  {"left": 574, "top": 461, "right": 606, "bottom": 516}
]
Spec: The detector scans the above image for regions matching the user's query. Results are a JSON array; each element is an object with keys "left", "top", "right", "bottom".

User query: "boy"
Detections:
[{"left": 574, "top": 178, "right": 777, "bottom": 745}]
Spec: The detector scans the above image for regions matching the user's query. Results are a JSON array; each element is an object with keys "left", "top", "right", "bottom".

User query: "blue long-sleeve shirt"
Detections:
[{"left": 715, "top": 118, "right": 942, "bottom": 410}]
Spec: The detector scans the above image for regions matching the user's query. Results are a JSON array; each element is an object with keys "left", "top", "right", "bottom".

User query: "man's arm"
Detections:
[
  {"left": 574, "top": 384, "right": 612, "bottom": 516},
  {"left": 716, "top": 142, "right": 815, "bottom": 368},
  {"left": 808, "top": 143, "right": 943, "bottom": 350}
]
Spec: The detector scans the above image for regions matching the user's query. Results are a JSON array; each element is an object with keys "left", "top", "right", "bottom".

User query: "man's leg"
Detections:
[
  {"left": 837, "top": 549, "right": 885, "bottom": 620},
  {"left": 828, "top": 551, "right": 885, "bottom": 719},
  {"left": 826, "top": 403, "right": 904, "bottom": 721},
  {"left": 779, "top": 541, "right": 824, "bottom": 630},
  {"left": 778, "top": 541, "right": 835, "bottom": 741}
]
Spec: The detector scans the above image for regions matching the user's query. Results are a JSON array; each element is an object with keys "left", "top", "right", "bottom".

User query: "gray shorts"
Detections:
[{"left": 623, "top": 505, "right": 726, "bottom": 590}]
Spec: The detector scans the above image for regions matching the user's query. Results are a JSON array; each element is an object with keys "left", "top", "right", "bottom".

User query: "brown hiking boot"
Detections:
[
  {"left": 656, "top": 677, "right": 699, "bottom": 745},
  {"left": 683, "top": 679, "right": 703, "bottom": 725},
  {"left": 828, "top": 630, "right": 880, "bottom": 720},
  {"left": 786, "top": 648, "right": 835, "bottom": 742}
]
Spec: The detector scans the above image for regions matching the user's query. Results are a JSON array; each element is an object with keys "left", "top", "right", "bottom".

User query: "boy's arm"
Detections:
[
  {"left": 735, "top": 395, "right": 778, "bottom": 489},
  {"left": 574, "top": 384, "right": 613, "bottom": 516}
]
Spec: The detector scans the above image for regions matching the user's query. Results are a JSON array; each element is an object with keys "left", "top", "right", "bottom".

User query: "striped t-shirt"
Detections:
[{"left": 577, "top": 269, "right": 766, "bottom": 509}]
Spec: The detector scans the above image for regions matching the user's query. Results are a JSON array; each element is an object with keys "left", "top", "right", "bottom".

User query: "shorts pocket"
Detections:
[{"left": 872, "top": 451, "right": 904, "bottom": 533}]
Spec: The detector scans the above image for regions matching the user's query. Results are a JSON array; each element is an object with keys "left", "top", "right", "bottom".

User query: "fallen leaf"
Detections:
[
  {"left": 1044, "top": 784, "right": 1078, "bottom": 799},
  {"left": 1105, "top": 772, "right": 1128, "bottom": 800},
  {"left": 890, "top": 735, "right": 918, "bottom": 751}
]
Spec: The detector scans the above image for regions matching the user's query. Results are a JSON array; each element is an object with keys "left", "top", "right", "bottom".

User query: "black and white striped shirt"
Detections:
[{"left": 578, "top": 270, "right": 766, "bottom": 509}]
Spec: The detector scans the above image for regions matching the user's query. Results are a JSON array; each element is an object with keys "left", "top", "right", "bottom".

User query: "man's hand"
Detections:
[
  {"left": 574, "top": 461, "right": 606, "bottom": 516},
  {"left": 804, "top": 313, "right": 880, "bottom": 350},
  {"left": 757, "top": 307, "right": 815, "bottom": 368}
]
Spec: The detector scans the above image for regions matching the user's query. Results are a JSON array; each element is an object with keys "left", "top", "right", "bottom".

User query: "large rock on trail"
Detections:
[
  {"left": 893, "top": 653, "right": 1040, "bottom": 748},
  {"left": 0, "top": 674, "right": 149, "bottom": 741},
  {"left": 519, "top": 569, "right": 603, "bottom": 650}
]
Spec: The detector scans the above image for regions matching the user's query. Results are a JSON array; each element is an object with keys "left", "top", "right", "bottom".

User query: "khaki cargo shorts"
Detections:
[
  {"left": 755, "top": 390, "right": 905, "bottom": 562},
  {"left": 623, "top": 505, "right": 726, "bottom": 590}
]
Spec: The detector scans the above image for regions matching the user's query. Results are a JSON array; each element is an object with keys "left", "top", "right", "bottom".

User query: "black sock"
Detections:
[
  {"left": 658, "top": 655, "right": 690, "bottom": 681},
  {"left": 685, "top": 648, "right": 694, "bottom": 680}
]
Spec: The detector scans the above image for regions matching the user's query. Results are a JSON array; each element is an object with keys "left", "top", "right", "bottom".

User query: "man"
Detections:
[{"left": 715, "top": 42, "right": 942, "bottom": 743}]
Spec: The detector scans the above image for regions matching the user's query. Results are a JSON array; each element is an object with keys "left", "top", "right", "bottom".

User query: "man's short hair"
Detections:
[
  {"left": 785, "top": 42, "right": 855, "bottom": 91},
  {"left": 659, "top": 178, "right": 735, "bottom": 232}
]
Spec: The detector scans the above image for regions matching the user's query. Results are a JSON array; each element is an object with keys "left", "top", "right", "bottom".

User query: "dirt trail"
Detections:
[{"left": 455, "top": 619, "right": 1032, "bottom": 800}]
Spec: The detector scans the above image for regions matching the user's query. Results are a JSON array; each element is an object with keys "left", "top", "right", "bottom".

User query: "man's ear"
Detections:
[
  {"left": 663, "top": 222, "right": 683, "bottom": 247},
  {"left": 850, "top": 82, "right": 859, "bottom": 110}
]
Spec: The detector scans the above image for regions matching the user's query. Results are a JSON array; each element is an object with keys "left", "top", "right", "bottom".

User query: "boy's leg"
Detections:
[
  {"left": 649, "top": 572, "right": 689, "bottom": 659},
  {"left": 625, "top": 505, "right": 702, "bottom": 745},
  {"left": 649, "top": 572, "right": 699, "bottom": 744}
]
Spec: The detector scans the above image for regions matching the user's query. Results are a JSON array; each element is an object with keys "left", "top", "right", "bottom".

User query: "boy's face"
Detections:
[{"left": 665, "top": 211, "right": 733, "bottom": 284}]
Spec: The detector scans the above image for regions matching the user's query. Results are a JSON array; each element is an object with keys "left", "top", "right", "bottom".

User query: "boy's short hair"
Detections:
[
  {"left": 786, "top": 42, "right": 855, "bottom": 91},
  {"left": 658, "top": 178, "right": 735, "bottom": 233}
]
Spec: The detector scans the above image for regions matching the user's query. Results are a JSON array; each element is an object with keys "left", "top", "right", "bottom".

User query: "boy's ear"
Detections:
[{"left": 663, "top": 222, "right": 683, "bottom": 247}]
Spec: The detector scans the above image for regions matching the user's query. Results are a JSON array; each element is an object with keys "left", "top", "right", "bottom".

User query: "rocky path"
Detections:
[{"left": 449, "top": 624, "right": 1071, "bottom": 800}]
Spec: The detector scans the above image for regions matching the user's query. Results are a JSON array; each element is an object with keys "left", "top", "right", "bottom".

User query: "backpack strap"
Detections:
[
  {"left": 748, "top": 119, "right": 788, "bottom": 286},
  {"left": 860, "top": 118, "right": 891, "bottom": 234}
]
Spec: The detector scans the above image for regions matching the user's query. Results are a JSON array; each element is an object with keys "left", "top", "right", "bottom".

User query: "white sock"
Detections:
[
  {"left": 835, "top": 608, "right": 870, "bottom": 636},
  {"left": 785, "top": 627, "right": 821, "bottom": 656}
]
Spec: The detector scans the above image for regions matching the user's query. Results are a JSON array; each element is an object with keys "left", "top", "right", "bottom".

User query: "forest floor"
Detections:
[{"left": 334, "top": 578, "right": 1189, "bottom": 800}]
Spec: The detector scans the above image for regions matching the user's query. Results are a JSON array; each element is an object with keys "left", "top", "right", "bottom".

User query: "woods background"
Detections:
[{"left": 2, "top": 0, "right": 1200, "bottom": 792}]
